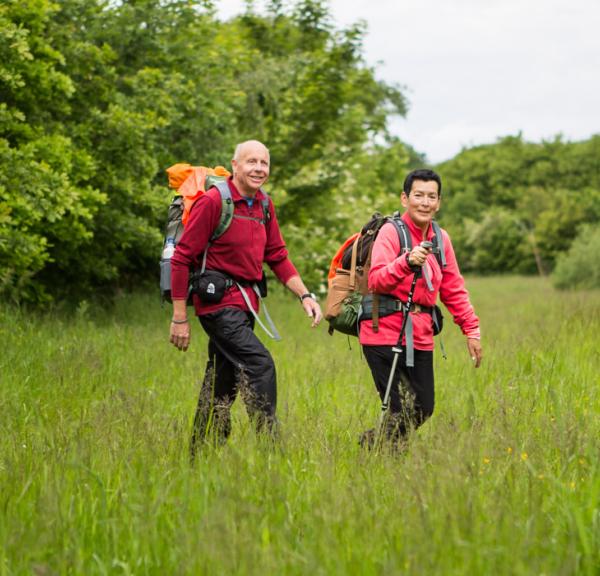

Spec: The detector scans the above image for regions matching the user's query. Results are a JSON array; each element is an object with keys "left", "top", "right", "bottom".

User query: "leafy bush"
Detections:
[
  {"left": 552, "top": 224, "right": 600, "bottom": 290},
  {"left": 438, "top": 135, "right": 600, "bottom": 274},
  {"left": 0, "top": 0, "right": 407, "bottom": 303},
  {"left": 0, "top": 136, "right": 105, "bottom": 303},
  {"left": 455, "top": 209, "right": 536, "bottom": 274}
]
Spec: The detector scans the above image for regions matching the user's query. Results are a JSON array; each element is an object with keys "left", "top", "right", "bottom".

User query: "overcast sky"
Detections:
[{"left": 217, "top": 0, "right": 600, "bottom": 163}]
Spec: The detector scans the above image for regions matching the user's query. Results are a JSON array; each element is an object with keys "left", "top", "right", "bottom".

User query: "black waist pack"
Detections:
[
  {"left": 256, "top": 270, "right": 268, "bottom": 298},
  {"left": 191, "top": 270, "right": 233, "bottom": 303},
  {"left": 432, "top": 304, "right": 444, "bottom": 335}
]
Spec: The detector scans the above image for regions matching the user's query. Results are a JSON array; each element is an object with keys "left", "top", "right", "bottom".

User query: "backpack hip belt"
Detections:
[
  {"left": 360, "top": 293, "right": 444, "bottom": 367},
  {"left": 360, "top": 293, "right": 433, "bottom": 321}
]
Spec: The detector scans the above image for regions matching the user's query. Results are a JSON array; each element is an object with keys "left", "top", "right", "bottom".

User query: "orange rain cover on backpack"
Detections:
[
  {"left": 166, "top": 163, "right": 231, "bottom": 226},
  {"left": 327, "top": 232, "right": 360, "bottom": 280}
]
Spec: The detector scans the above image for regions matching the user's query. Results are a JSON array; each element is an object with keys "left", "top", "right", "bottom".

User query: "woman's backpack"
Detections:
[{"left": 324, "top": 212, "right": 446, "bottom": 336}]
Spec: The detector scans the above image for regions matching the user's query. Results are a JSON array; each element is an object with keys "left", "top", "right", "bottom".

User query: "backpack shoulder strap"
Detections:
[
  {"left": 211, "top": 180, "right": 235, "bottom": 240},
  {"left": 387, "top": 216, "right": 446, "bottom": 267},
  {"left": 259, "top": 188, "right": 271, "bottom": 224},
  {"left": 370, "top": 215, "right": 409, "bottom": 333},
  {"left": 388, "top": 214, "right": 412, "bottom": 255},
  {"left": 431, "top": 220, "right": 447, "bottom": 268}
]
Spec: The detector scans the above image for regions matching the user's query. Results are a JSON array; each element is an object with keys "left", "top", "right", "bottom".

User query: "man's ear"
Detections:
[{"left": 400, "top": 191, "right": 409, "bottom": 209}]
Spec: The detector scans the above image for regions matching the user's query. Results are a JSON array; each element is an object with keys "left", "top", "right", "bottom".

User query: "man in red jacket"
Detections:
[
  {"left": 359, "top": 168, "right": 482, "bottom": 448},
  {"left": 169, "top": 140, "right": 321, "bottom": 453}
]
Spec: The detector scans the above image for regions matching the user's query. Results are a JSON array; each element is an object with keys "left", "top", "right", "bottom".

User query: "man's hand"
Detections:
[
  {"left": 302, "top": 297, "right": 322, "bottom": 328},
  {"left": 285, "top": 275, "right": 322, "bottom": 327},
  {"left": 467, "top": 338, "right": 482, "bottom": 368},
  {"left": 170, "top": 319, "right": 191, "bottom": 351}
]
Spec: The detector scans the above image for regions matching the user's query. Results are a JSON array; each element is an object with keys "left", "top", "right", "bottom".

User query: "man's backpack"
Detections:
[
  {"left": 159, "top": 164, "right": 269, "bottom": 303},
  {"left": 324, "top": 212, "right": 446, "bottom": 336}
]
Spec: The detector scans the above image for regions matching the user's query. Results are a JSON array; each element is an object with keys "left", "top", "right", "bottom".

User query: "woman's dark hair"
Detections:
[{"left": 403, "top": 169, "right": 442, "bottom": 196}]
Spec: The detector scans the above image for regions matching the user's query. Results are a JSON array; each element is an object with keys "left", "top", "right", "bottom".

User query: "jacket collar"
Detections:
[
  {"left": 401, "top": 212, "right": 434, "bottom": 243},
  {"left": 227, "top": 177, "right": 266, "bottom": 203}
]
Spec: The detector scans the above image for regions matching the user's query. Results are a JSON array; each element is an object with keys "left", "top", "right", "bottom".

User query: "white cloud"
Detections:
[{"left": 216, "top": 0, "right": 600, "bottom": 162}]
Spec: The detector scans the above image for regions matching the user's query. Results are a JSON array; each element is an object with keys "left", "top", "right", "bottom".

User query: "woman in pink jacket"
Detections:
[{"left": 359, "top": 169, "right": 483, "bottom": 448}]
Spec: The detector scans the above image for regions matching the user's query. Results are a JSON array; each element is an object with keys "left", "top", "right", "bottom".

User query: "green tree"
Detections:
[
  {"left": 1, "top": 0, "right": 411, "bottom": 301},
  {"left": 0, "top": 0, "right": 105, "bottom": 302},
  {"left": 438, "top": 134, "right": 600, "bottom": 275},
  {"left": 552, "top": 224, "right": 600, "bottom": 290}
]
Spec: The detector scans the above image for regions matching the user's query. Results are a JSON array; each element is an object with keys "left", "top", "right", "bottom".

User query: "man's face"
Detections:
[
  {"left": 401, "top": 179, "right": 441, "bottom": 229},
  {"left": 232, "top": 143, "right": 270, "bottom": 196}
]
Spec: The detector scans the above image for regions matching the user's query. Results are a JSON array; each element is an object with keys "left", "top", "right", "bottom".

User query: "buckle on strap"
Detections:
[
  {"left": 402, "top": 301, "right": 433, "bottom": 315},
  {"left": 360, "top": 294, "right": 433, "bottom": 321}
]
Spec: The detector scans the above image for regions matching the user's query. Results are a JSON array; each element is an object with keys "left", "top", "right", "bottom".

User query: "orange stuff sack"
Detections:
[{"left": 166, "top": 164, "right": 231, "bottom": 225}]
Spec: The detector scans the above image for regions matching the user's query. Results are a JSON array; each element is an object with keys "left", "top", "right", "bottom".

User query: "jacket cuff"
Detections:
[{"left": 394, "top": 252, "right": 416, "bottom": 275}]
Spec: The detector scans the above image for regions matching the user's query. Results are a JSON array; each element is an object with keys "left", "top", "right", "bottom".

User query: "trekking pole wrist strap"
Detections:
[{"left": 236, "top": 282, "right": 282, "bottom": 341}]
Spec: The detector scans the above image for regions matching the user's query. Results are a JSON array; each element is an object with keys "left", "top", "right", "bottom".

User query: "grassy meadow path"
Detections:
[{"left": 1, "top": 277, "right": 598, "bottom": 575}]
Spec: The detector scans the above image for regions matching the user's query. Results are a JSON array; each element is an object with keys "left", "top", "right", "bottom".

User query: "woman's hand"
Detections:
[{"left": 408, "top": 244, "right": 431, "bottom": 267}]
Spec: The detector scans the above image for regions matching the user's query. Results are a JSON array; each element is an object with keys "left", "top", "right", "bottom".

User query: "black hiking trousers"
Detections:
[
  {"left": 362, "top": 345, "right": 434, "bottom": 442},
  {"left": 190, "top": 307, "right": 277, "bottom": 454}
]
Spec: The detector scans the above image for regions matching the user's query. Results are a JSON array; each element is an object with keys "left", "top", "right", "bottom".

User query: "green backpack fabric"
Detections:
[{"left": 327, "top": 291, "right": 363, "bottom": 336}]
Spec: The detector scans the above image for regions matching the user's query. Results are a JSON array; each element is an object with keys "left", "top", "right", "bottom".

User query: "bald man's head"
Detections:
[
  {"left": 231, "top": 140, "right": 270, "bottom": 197},
  {"left": 233, "top": 140, "right": 270, "bottom": 163}
]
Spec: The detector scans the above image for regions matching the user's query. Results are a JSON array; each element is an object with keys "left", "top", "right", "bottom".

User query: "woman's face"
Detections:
[{"left": 401, "top": 180, "right": 441, "bottom": 229}]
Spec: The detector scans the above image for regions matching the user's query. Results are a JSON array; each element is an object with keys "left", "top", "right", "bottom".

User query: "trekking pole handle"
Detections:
[{"left": 408, "top": 241, "right": 432, "bottom": 268}]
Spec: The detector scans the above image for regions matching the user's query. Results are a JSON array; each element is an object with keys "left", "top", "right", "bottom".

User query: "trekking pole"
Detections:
[{"left": 375, "top": 241, "right": 432, "bottom": 447}]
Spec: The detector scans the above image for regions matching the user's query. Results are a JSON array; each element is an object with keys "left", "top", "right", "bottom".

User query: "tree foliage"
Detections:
[
  {"left": 437, "top": 135, "right": 600, "bottom": 275},
  {"left": 2, "top": 0, "right": 598, "bottom": 303},
  {"left": 1, "top": 0, "right": 407, "bottom": 302},
  {"left": 552, "top": 223, "right": 600, "bottom": 290}
]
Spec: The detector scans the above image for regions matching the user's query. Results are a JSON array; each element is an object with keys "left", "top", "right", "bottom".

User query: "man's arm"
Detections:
[
  {"left": 368, "top": 223, "right": 414, "bottom": 293},
  {"left": 261, "top": 197, "right": 322, "bottom": 328},
  {"left": 169, "top": 193, "right": 221, "bottom": 352}
]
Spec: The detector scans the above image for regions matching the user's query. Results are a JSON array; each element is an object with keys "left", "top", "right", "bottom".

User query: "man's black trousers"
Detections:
[
  {"left": 191, "top": 308, "right": 277, "bottom": 450},
  {"left": 362, "top": 345, "right": 435, "bottom": 440}
]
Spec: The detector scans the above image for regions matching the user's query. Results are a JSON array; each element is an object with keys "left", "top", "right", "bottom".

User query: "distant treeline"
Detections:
[
  {"left": 1, "top": 1, "right": 598, "bottom": 303},
  {"left": 438, "top": 135, "right": 600, "bottom": 280}
]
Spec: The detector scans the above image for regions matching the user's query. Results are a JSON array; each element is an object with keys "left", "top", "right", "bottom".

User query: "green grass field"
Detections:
[{"left": 1, "top": 277, "right": 598, "bottom": 575}]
